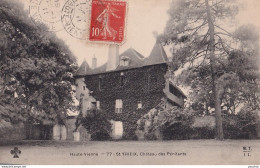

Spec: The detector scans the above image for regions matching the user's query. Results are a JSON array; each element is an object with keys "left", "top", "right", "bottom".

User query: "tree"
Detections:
[
  {"left": 176, "top": 24, "right": 259, "bottom": 115},
  {"left": 160, "top": 0, "right": 256, "bottom": 140},
  {"left": 0, "top": 0, "right": 77, "bottom": 126}
]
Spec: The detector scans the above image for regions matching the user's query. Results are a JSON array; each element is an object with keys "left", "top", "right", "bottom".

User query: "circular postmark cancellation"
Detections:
[
  {"left": 61, "top": 0, "right": 91, "bottom": 40},
  {"left": 29, "top": 0, "right": 65, "bottom": 32}
]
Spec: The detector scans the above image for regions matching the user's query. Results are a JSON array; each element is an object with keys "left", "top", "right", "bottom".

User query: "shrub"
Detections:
[
  {"left": 192, "top": 127, "right": 215, "bottom": 139},
  {"left": 222, "top": 106, "right": 259, "bottom": 139},
  {"left": 191, "top": 115, "right": 215, "bottom": 139},
  {"left": 144, "top": 132, "right": 157, "bottom": 140},
  {"left": 136, "top": 103, "right": 194, "bottom": 140},
  {"left": 81, "top": 108, "right": 112, "bottom": 141}
]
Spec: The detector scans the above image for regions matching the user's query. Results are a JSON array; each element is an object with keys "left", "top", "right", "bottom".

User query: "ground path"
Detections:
[{"left": 0, "top": 140, "right": 259, "bottom": 165}]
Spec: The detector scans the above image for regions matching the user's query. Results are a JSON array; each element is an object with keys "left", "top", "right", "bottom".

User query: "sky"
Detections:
[{"left": 19, "top": 0, "right": 260, "bottom": 67}]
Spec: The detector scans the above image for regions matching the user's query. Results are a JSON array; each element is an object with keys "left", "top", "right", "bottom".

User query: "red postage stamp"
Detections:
[{"left": 89, "top": 0, "right": 127, "bottom": 44}]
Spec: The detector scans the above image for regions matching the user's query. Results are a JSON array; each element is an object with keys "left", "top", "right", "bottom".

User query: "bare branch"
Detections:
[
  {"left": 215, "top": 35, "right": 230, "bottom": 54},
  {"left": 177, "top": 20, "right": 208, "bottom": 34},
  {"left": 215, "top": 24, "right": 233, "bottom": 36},
  {"left": 187, "top": 14, "right": 205, "bottom": 25},
  {"left": 215, "top": 32, "right": 233, "bottom": 38}
]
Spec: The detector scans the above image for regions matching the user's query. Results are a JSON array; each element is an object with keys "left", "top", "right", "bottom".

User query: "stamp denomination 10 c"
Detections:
[{"left": 89, "top": 0, "right": 127, "bottom": 44}]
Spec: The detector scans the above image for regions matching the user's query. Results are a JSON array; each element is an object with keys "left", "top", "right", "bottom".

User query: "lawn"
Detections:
[{"left": 0, "top": 139, "right": 260, "bottom": 165}]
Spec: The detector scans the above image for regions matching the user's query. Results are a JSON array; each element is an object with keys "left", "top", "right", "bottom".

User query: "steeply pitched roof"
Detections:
[
  {"left": 74, "top": 41, "right": 168, "bottom": 76},
  {"left": 115, "top": 48, "right": 145, "bottom": 71},
  {"left": 89, "top": 63, "right": 107, "bottom": 74},
  {"left": 122, "top": 48, "right": 145, "bottom": 59},
  {"left": 144, "top": 40, "right": 168, "bottom": 66},
  {"left": 74, "top": 60, "right": 91, "bottom": 76}
]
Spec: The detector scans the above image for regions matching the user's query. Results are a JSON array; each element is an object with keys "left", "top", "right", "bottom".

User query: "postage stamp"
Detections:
[
  {"left": 88, "top": 0, "right": 127, "bottom": 44},
  {"left": 29, "top": 0, "right": 64, "bottom": 32},
  {"left": 2, "top": 0, "right": 260, "bottom": 166},
  {"left": 61, "top": 0, "right": 92, "bottom": 39}
]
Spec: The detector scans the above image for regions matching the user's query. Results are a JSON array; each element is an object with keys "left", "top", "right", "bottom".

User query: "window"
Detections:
[
  {"left": 91, "top": 102, "right": 97, "bottom": 109},
  {"left": 147, "top": 76, "right": 150, "bottom": 90},
  {"left": 123, "top": 60, "right": 129, "bottom": 66},
  {"left": 14, "top": 92, "right": 18, "bottom": 98},
  {"left": 120, "top": 56, "right": 130, "bottom": 66},
  {"left": 83, "top": 86, "right": 86, "bottom": 90},
  {"left": 115, "top": 99, "right": 123, "bottom": 113},
  {"left": 148, "top": 75, "right": 157, "bottom": 90},
  {"left": 98, "top": 76, "right": 102, "bottom": 91},
  {"left": 96, "top": 101, "right": 100, "bottom": 110},
  {"left": 137, "top": 101, "right": 142, "bottom": 109},
  {"left": 169, "top": 84, "right": 182, "bottom": 99},
  {"left": 120, "top": 72, "right": 126, "bottom": 86}
]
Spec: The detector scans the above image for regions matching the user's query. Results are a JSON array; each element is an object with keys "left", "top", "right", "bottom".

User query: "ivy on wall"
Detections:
[{"left": 84, "top": 64, "right": 168, "bottom": 140}]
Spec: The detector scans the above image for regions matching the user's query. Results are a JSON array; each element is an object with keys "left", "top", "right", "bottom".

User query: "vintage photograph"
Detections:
[{"left": 0, "top": 0, "right": 259, "bottom": 165}]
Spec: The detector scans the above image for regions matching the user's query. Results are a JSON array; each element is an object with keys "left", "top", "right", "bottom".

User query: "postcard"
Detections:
[{"left": 0, "top": 0, "right": 260, "bottom": 165}]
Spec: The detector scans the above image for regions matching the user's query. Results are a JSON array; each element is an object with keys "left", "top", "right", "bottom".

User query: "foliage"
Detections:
[
  {"left": 137, "top": 103, "right": 259, "bottom": 140},
  {"left": 192, "top": 127, "right": 215, "bottom": 139},
  {"left": 239, "top": 113, "right": 259, "bottom": 139},
  {"left": 160, "top": 0, "right": 259, "bottom": 139},
  {"left": 192, "top": 106, "right": 259, "bottom": 139},
  {"left": 161, "top": 0, "right": 239, "bottom": 69},
  {"left": 226, "top": 105, "right": 260, "bottom": 139},
  {"left": 81, "top": 108, "right": 112, "bottom": 141},
  {"left": 0, "top": 0, "right": 77, "bottom": 125},
  {"left": 136, "top": 102, "right": 194, "bottom": 140}
]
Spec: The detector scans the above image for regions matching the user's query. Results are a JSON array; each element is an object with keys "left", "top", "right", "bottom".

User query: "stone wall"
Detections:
[
  {"left": 53, "top": 124, "right": 67, "bottom": 140},
  {"left": 257, "top": 111, "right": 260, "bottom": 138},
  {"left": 0, "top": 119, "right": 26, "bottom": 140},
  {"left": 66, "top": 117, "right": 91, "bottom": 141}
]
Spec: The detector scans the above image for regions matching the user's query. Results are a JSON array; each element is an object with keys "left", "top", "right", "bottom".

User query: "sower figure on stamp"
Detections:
[{"left": 96, "top": 3, "right": 121, "bottom": 40}]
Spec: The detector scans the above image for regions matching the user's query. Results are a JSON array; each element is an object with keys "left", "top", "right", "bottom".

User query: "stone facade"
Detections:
[
  {"left": 85, "top": 64, "right": 167, "bottom": 139},
  {"left": 74, "top": 41, "right": 186, "bottom": 140}
]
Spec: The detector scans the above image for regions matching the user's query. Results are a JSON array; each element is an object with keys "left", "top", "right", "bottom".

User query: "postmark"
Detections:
[
  {"left": 61, "top": 0, "right": 92, "bottom": 39},
  {"left": 89, "top": 0, "right": 127, "bottom": 44},
  {"left": 29, "top": 0, "right": 64, "bottom": 32}
]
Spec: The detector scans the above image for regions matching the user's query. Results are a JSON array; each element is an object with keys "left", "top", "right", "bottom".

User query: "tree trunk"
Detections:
[{"left": 205, "top": 0, "right": 224, "bottom": 140}]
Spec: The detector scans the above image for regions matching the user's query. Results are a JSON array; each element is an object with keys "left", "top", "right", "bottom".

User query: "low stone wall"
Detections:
[
  {"left": 257, "top": 112, "right": 260, "bottom": 138},
  {"left": 66, "top": 118, "right": 77, "bottom": 140},
  {"left": 0, "top": 117, "right": 97, "bottom": 141},
  {"left": 66, "top": 117, "right": 90, "bottom": 141},
  {"left": 0, "top": 119, "right": 26, "bottom": 140},
  {"left": 53, "top": 124, "right": 67, "bottom": 140}
]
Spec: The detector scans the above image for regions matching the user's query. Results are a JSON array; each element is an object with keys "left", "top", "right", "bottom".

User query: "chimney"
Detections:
[
  {"left": 106, "top": 45, "right": 119, "bottom": 71},
  {"left": 92, "top": 55, "right": 97, "bottom": 69}
]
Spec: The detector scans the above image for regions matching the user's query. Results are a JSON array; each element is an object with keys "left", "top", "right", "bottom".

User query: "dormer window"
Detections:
[{"left": 120, "top": 56, "right": 130, "bottom": 66}]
